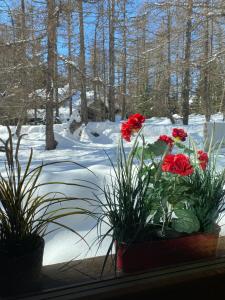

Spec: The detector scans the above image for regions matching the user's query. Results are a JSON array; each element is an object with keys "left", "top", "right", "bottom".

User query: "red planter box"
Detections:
[{"left": 116, "top": 233, "right": 219, "bottom": 273}]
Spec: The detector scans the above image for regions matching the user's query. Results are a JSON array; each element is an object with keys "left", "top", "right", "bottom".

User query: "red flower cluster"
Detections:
[
  {"left": 127, "top": 113, "right": 145, "bottom": 131},
  {"left": 172, "top": 128, "right": 187, "bottom": 141},
  {"left": 121, "top": 113, "right": 145, "bottom": 142},
  {"left": 197, "top": 150, "right": 208, "bottom": 170},
  {"left": 162, "top": 154, "right": 194, "bottom": 176},
  {"left": 158, "top": 135, "right": 174, "bottom": 149},
  {"left": 158, "top": 129, "right": 188, "bottom": 150},
  {"left": 121, "top": 122, "right": 132, "bottom": 142}
]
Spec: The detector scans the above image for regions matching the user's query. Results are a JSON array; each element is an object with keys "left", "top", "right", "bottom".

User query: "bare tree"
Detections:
[
  {"left": 78, "top": 0, "right": 88, "bottom": 124},
  {"left": 121, "top": 0, "right": 127, "bottom": 120},
  {"left": 203, "top": 0, "right": 211, "bottom": 122},
  {"left": 66, "top": 0, "right": 73, "bottom": 116},
  {"left": 182, "top": 0, "right": 193, "bottom": 125},
  {"left": 166, "top": 9, "right": 175, "bottom": 124},
  {"left": 108, "top": 0, "right": 115, "bottom": 121},
  {"left": 16, "top": 0, "right": 27, "bottom": 137},
  {"left": 46, "top": 0, "right": 57, "bottom": 150}
]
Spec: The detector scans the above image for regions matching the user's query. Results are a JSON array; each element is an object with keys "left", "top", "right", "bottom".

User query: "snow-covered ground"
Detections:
[
  {"left": 1, "top": 113, "right": 225, "bottom": 265},
  {"left": 28, "top": 88, "right": 100, "bottom": 123}
]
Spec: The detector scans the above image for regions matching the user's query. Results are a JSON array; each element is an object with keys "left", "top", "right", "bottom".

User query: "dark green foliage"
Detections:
[
  {"left": 96, "top": 138, "right": 155, "bottom": 243},
  {"left": 136, "top": 139, "right": 168, "bottom": 159},
  {"left": 181, "top": 167, "right": 225, "bottom": 233},
  {"left": 94, "top": 136, "right": 158, "bottom": 274},
  {"left": 172, "top": 209, "right": 200, "bottom": 234},
  {"left": 0, "top": 127, "right": 90, "bottom": 243},
  {"left": 146, "top": 174, "right": 200, "bottom": 234}
]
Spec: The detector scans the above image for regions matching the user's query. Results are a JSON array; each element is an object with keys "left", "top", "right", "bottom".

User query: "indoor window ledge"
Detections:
[{"left": 5, "top": 237, "right": 225, "bottom": 300}]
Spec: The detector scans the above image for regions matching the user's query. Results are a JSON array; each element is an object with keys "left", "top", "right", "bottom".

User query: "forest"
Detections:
[{"left": 0, "top": 0, "right": 225, "bottom": 149}]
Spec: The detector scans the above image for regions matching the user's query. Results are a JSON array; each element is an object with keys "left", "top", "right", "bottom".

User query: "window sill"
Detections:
[{"left": 8, "top": 237, "right": 225, "bottom": 300}]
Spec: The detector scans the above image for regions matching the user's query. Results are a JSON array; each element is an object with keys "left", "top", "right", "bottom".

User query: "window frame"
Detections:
[{"left": 12, "top": 251, "right": 225, "bottom": 300}]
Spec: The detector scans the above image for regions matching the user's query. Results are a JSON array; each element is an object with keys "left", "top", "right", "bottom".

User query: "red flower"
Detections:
[
  {"left": 121, "top": 113, "right": 145, "bottom": 142},
  {"left": 121, "top": 122, "right": 132, "bottom": 142},
  {"left": 172, "top": 128, "right": 187, "bottom": 142},
  {"left": 158, "top": 135, "right": 174, "bottom": 149},
  {"left": 197, "top": 150, "right": 208, "bottom": 170},
  {"left": 127, "top": 113, "right": 145, "bottom": 131},
  {"left": 162, "top": 154, "right": 194, "bottom": 176}
]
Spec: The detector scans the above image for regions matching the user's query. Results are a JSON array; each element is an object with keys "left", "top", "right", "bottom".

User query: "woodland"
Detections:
[{"left": 0, "top": 0, "right": 224, "bottom": 149}]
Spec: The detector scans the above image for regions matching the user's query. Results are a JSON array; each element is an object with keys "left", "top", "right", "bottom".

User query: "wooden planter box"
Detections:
[{"left": 117, "top": 232, "right": 219, "bottom": 273}]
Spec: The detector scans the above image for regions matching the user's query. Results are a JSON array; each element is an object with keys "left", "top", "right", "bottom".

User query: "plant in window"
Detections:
[
  {"left": 95, "top": 132, "right": 156, "bottom": 275},
  {"left": 0, "top": 127, "right": 90, "bottom": 295},
  {"left": 96, "top": 114, "right": 225, "bottom": 274},
  {"left": 150, "top": 130, "right": 225, "bottom": 236},
  {"left": 179, "top": 150, "right": 225, "bottom": 234}
]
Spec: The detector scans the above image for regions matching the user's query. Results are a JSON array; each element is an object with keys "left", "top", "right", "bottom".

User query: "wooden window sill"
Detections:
[{"left": 6, "top": 237, "right": 225, "bottom": 300}]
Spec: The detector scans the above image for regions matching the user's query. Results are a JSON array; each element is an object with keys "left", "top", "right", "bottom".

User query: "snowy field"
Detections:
[{"left": 1, "top": 113, "right": 225, "bottom": 266}]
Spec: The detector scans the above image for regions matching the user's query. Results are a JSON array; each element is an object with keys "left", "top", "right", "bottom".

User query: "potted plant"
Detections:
[
  {"left": 0, "top": 127, "right": 89, "bottom": 295},
  {"left": 95, "top": 114, "right": 225, "bottom": 274},
  {"left": 134, "top": 148, "right": 223, "bottom": 272}
]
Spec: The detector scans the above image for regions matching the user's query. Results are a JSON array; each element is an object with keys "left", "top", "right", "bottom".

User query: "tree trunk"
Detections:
[
  {"left": 78, "top": 0, "right": 88, "bottom": 124},
  {"left": 54, "top": 31, "right": 59, "bottom": 119},
  {"left": 108, "top": 0, "right": 115, "bottom": 122},
  {"left": 30, "top": 5, "right": 38, "bottom": 125},
  {"left": 166, "top": 10, "right": 175, "bottom": 124},
  {"left": 101, "top": 1, "right": 107, "bottom": 120},
  {"left": 67, "top": 0, "right": 73, "bottom": 116},
  {"left": 93, "top": 20, "right": 98, "bottom": 119},
  {"left": 121, "top": 0, "right": 127, "bottom": 120},
  {"left": 203, "top": 0, "right": 211, "bottom": 122},
  {"left": 16, "top": 0, "right": 27, "bottom": 137},
  {"left": 220, "top": 82, "right": 225, "bottom": 119},
  {"left": 46, "top": 0, "right": 57, "bottom": 150},
  {"left": 182, "top": 0, "right": 193, "bottom": 125}
]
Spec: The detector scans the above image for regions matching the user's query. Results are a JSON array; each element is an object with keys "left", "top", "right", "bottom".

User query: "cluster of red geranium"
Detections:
[
  {"left": 158, "top": 128, "right": 187, "bottom": 150},
  {"left": 161, "top": 150, "right": 208, "bottom": 176},
  {"left": 197, "top": 150, "right": 209, "bottom": 170},
  {"left": 121, "top": 113, "right": 209, "bottom": 176},
  {"left": 158, "top": 129, "right": 208, "bottom": 175},
  {"left": 121, "top": 113, "right": 146, "bottom": 142}
]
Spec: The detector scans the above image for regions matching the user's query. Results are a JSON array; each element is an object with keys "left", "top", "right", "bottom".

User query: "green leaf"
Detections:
[
  {"left": 153, "top": 209, "right": 163, "bottom": 223},
  {"left": 136, "top": 140, "right": 168, "bottom": 159},
  {"left": 175, "top": 142, "right": 194, "bottom": 154},
  {"left": 139, "top": 165, "right": 157, "bottom": 178},
  {"left": 150, "top": 198, "right": 162, "bottom": 210},
  {"left": 183, "top": 148, "right": 195, "bottom": 155},
  {"left": 172, "top": 209, "right": 200, "bottom": 233},
  {"left": 174, "top": 202, "right": 186, "bottom": 210}
]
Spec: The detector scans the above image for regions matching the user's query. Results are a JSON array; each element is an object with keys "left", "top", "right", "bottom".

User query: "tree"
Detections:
[
  {"left": 66, "top": 0, "right": 73, "bottom": 116},
  {"left": 108, "top": 0, "right": 115, "bottom": 121},
  {"left": 166, "top": 9, "right": 175, "bottom": 124},
  {"left": 202, "top": 0, "right": 211, "bottom": 122},
  {"left": 182, "top": 0, "right": 193, "bottom": 125},
  {"left": 121, "top": 0, "right": 127, "bottom": 120},
  {"left": 46, "top": 0, "right": 57, "bottom": 150},
  {"left": 78, "top": 0, "right": 88, "bottom": 124},
  {"left": 15, "top": 0, "right": 27, "bottom": 137}
]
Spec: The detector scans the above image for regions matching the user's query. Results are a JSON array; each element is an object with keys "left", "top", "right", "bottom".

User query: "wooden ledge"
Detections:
[
  {"left": 4, "top": 237, "right": 225, "bottom": 300},
  {"left": 4, "top": 257, "right": 225, "bottom": 300}
]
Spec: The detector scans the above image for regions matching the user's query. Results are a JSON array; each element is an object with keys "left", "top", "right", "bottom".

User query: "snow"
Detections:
[
  {"left": 1, "top": 113, "right": 225, "bottom": 266},
  {"left": 28, "top": 88, "right": 99, "bottom": 123},
  {"left": 71, "top": 90, "right": 95, "bottom": 107},
  {"left": 30, "top": 84, "right": 72, "bottom": 103}
]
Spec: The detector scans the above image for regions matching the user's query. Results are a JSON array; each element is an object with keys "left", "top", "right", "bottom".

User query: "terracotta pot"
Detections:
[
  {"left": 116, "top": 232, "right": 219, "bottom": 273},
  {"left": 0, "top": 235, "right": 44, "bottom": 295}
]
